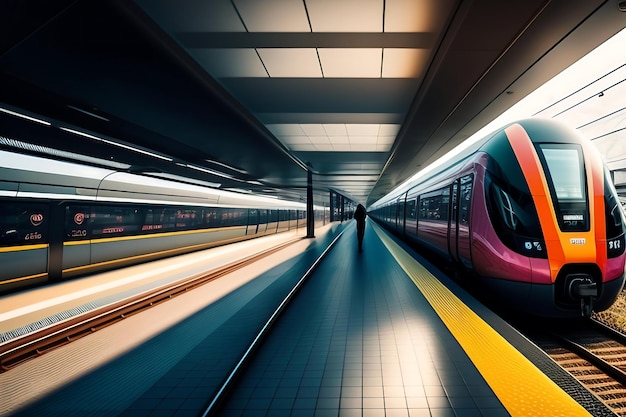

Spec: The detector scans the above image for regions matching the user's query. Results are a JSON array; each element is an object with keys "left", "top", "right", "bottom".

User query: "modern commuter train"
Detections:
[
  {"left": 369, "top": 118, "right": 626, "bottom": 317},
  {"left": 0, "top": 149, "right": 328, "bottom": 294}
]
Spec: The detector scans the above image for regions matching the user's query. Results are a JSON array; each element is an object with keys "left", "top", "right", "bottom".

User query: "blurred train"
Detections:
[
  {"left": 0, "top": 150, "right": 329, "bottom": 294},
  {"left": 369, "top": 118, "right": 626, "bottom": 317}
]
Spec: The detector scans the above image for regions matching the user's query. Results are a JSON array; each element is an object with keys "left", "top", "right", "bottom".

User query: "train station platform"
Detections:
[{"left": 0, "top": 220, "right": 612, "bottom": 416}]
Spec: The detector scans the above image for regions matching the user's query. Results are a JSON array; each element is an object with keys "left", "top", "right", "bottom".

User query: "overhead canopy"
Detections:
[{"left": 1, "top": 0, "right": 624, "bottom": 206}]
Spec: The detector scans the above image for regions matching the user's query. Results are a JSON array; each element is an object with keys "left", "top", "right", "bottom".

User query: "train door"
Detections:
[
  {"left": 448, "top": 181, "right": 459, "bottom": 261},
  {"left": 457, "top": 175, "right": 474, "bottom": 269},
  {"left": 246, "top": 209, "right": 259, "bottom": 235},
  {"left": 396, "top": 197, "right": 406, "bottom": 236}
]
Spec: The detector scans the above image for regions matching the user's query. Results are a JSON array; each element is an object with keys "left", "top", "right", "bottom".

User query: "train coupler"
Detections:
[{"left": 566, "top": 274, "right": 598, "bottom": 317}]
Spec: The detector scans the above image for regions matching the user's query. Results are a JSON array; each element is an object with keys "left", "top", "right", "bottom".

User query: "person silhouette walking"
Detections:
[{"left": 354, "top": 204, "right": 366, "bottom": 251}]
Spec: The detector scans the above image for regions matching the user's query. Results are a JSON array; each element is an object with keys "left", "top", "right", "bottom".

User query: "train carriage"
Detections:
[
  {"left": 370, "top": 118, "right": 626, "bottom": 317},
  {"left": 0, "top": 150, "right": 316, "bottom": 293}
]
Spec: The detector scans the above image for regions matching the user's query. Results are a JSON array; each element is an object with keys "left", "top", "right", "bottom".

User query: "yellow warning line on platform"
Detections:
[{"left": 372, "top": 223, "right": 590, "bottom": 417}]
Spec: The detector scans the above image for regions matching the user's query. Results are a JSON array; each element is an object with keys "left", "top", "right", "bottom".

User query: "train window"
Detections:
[
  {"left": 249, "top": 209, "right": 259, "bottom": 224},
  {"left": 91, "top": 206, "right": 143, "bottom": 238},
  {"left": 219, "top": 208, "right": 248, "bottom": 227},
  {"left": 258, "top": 209, "right": 268, "bottom": 224},
  {"left": 485, "top": 173, "right": 545, "bottom": 258},
  {"left": 605, "top": 168, "right": 626, "bottom": 258},
  {"left": 0, "top": 202, "right": 49, "bottom": 246},
  {"left": 419, "top": 188, "right": 449, "bottom": 222},
  {"left": 536, "top": 144, "right": 589, "bottom": 232},
  {"left": 459, "top": 175, "right": 473, "bottom": 226},
  {"left": 539, "top": 146, "right": 585, "bottom": 200},
  {"left": 406, "top": 197, "right": 417, "bottom": 220}
]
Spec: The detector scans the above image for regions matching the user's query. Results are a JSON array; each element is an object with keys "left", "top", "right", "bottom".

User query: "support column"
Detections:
[
  {"left": 306, "top": 169, "right": 315, "bottom": 238},
  {"left": 340, "top": 195, "right": 345, "bottom": 222},
  {"left": 329, "top": 191, "right": 335, "bottom": 222}
]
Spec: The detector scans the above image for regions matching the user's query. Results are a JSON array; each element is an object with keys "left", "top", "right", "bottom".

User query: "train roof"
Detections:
[{"left": 0, "top": 150, "right": 305, "bottom": 210}]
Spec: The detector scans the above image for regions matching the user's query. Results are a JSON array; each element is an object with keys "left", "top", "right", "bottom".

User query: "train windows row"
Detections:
[
  {"left": 372, "top": 174, "right": 474, "bottom": 231},
  {"left": 0, "top": 201, "right": 307, "bottom": 247}
]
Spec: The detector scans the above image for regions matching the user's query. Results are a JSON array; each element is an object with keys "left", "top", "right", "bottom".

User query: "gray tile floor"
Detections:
[
  {"left": 8, "top": 222, "right": 509, "bottom": 416},
  {"left": 218, "top": 223, "right": 508, "bottom": 417}
]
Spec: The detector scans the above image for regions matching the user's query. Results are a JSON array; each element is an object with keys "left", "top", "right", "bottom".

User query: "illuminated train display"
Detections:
[
  {"left": 369, "top": 118, "right": 625, "bottom": 317},
  {"left": 0, "top": 150, "right": 327, "bottom": 294}
]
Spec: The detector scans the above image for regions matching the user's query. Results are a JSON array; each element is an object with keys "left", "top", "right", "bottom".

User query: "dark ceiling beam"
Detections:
[{"left": 176, "top": 32, "right": 437, "bottom": 49}]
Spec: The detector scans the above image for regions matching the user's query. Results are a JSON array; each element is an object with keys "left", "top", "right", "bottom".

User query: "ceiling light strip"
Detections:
[
  {"left": 185, "top": 163, "right": 236, "bottom": 180},
  {"left": 0, "top": 107, "right": 51, "bottom": 126},
  {"left": 59, "top": 127, "right": 172, "bottom": 161},
  {"left": 206, "top": 159, "right": 248, "bottom": 174},
  {"left": 67, "top": 105, "right": 110, "bottom": 122}
]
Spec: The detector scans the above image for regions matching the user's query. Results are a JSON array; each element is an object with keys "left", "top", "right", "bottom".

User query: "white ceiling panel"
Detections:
[
  {"left": 258, "top": 49, "right": 322, "bottom": 78},
  {"left": 324, "top": 124, "right": 348, "bottom": 136},
  {"left": 315, "top": 144, "right": 335, "bottom": 151},
  {"left": 234, "top": 0, "right": 311, "bottom": 32},
  {"left": 306, "top": 0, "right": 383, "bottom": 32},
  {"left": 191, "top": 49, "right": 267, "bottom": 78},
  {"left": 382, "top": 48, "right": 430, "bottom": 78},
  {"left": 308, "top": 136, "right": 331, "bottom": 144},
  {"left": 300, "top": 124, "right": 327, "bottom": 135},
  {"left": 377, "top": 136, "right": 396, "bottom": 144},
  {"left": 328, "top": 136, "right": 350, "bottom": 144},
  {"left": 319, "top": 49, "right": 382, "bottom": 78},
  {"left": 385, "top": 0, "right": 439, "bottom": 32},
  {"left": 378, "top": 124, "right": 401, "bottom": 135},
  {"left": 349, "top": 136, "right": 378, "bottom": 144},
  {"left": 346, "top": 124, "right": 379, "bottom": 135}
]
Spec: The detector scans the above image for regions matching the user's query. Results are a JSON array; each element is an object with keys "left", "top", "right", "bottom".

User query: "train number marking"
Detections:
[
  {"left": 570, "top": 238, "right": 586, "bottom": 245},
  {"left": 25, "top": 232, "right": 42, "bottom": 240},
  {"left": 609, "top": 239, "right": 622, "bottom": 250},
  {"left": 71, "top": 229, "right": 87, "bottom": 238}
]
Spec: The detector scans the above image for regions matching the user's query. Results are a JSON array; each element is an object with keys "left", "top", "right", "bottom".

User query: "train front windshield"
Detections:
[{"left": 537, "top": 144, "right": 589, "bottom": 232}]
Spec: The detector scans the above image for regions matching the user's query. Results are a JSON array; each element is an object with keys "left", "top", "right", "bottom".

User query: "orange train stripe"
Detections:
[
  {"left": 505, "top": 124, "right": 600, "bottom": 283},
  {"left": 581, "top": 139, "right": 607, "bottom": 277},
  {"left": 505, "top": 124, "right": 564, "bottom": 282}
]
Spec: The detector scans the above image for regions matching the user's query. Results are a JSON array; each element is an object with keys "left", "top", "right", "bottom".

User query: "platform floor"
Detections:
[{"left": 1, "top": 220, "right": 611, "bottom": 416}]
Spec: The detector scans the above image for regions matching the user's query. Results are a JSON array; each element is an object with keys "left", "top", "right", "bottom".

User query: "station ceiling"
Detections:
[{"left": 1, "top": 0, "right": 625, "bottom": 206}]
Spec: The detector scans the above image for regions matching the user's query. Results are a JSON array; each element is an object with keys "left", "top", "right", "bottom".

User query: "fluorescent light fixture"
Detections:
[
  {"left": 67, "top": 105, "right": 110, "bottom": 122},
  {"left": 59, "top": 127, "right": 173, "bottom": 161},
  {"left": 247, "top": 180, "right": 264, "bottom": 185},
  {"left": 206, "top": 158, "right": 248, "bottom": 174},
  {"left": 186, "top": 164, "right": 236, "bottom": 179},
  {"left": 148, "top": 172, "right": 221, "bottom": 189},
  {"left": 0, "top": 106, "right": 51, "bottom": 126},
  {"left": 0, "top": 136, "right": 131, "bottom": 170}
]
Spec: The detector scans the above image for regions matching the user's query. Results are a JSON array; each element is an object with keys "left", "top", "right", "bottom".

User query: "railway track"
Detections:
[
  {"left": 529, "top": 318, "right": 626, "bottom": 416},
  {"left": 0, "top": 236, "right": 303, "bottom": 372}
]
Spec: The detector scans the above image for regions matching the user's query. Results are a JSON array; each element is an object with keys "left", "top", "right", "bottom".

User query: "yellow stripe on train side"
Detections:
[
  {"left": 0, "top": 244, "right": 48, "bottom": 253},
  {"left": 0, "top": 272, "right": 48, "bottom": 285},
  {"left": 62, "top": 226, "right": 248, "bottom": 247},
  {"left": 373, "top": 223, "right": 591, "bottom": 417},
  {"left": 62, "top": 232, "right": 252, "bottom": 274},
  {"left": 86, "top": 225, "right": 247, "bottom": 244}
]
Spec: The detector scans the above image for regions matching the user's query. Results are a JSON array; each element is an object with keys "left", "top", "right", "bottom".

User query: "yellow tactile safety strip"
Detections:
[{"left": 372, "top": 223, "right": 590, "bottom": 417}]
